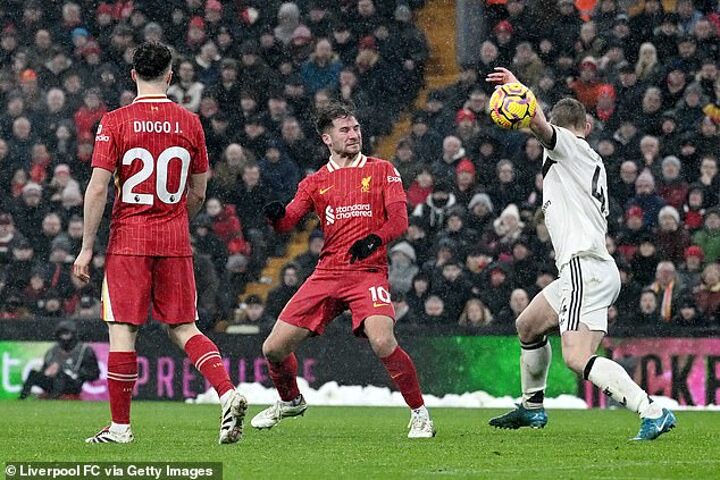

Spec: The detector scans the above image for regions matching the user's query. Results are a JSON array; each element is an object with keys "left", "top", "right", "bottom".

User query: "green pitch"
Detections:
[{"left": 2, "top": 401, "right": 719, "bottom": 479}]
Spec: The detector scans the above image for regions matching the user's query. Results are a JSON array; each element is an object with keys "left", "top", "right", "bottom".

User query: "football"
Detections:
[{"left": 489, "top": 82, "right": 537, "bottom": 129}]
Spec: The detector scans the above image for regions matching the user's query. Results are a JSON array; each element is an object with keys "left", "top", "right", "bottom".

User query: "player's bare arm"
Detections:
[
  {"left": 186, "top": 172, "right": 208, "bottom": 219},
  {"left": 73, "top": 167, "right": 112, "bottom": 282},
  {"left": 486, "top": 67, "right": 554, "bottom": 147}
]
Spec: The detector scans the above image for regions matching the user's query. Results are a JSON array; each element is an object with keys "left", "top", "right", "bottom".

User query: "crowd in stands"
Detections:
[
  {"left": 1, "top": 0, "right": 719, "bottom": 335},
  {"left": 385, "top": 0, "right": 720, "bottom": 330},
  {"left": 0, "top": 0, "right": 428, "bottom": 326}
]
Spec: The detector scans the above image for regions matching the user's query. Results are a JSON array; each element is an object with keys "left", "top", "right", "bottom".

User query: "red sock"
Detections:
[
  {"left": 267, "top": 353, "right": 300, "bottom": 401},
  {"left": 107, "top": 351, "right": 137, "bottom": 424},
  {"left": 184, "top": 334, "right": 234, "bottom": 398},
  {"left": 381, "top": 346, "right": 424, "bottom": 409}
]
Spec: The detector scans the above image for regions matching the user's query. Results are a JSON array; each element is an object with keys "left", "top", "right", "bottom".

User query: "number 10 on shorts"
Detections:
[{"left": 369, "top": 286, "right": 391, "bottom": 304}]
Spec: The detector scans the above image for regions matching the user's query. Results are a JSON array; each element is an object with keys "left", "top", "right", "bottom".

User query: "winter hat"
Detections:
[
  {"left": 500, "top": 203, "right": 520, "bottom": 222},
  {"left": 626, "top": 205, "right": 644, "bottom": 219},
  {"left": 455, "top": 108, "right": 476, "bottom": 124},
  {"left": 391, "top": 241, "right": 417, "bottom": 262},
  {"left": 456, "top": 158, "right": 476, "bottom": 176},
  {"left": 685, "top": 245, "right": 704, "bottom": 260},
  {"left": 658, "top": 205, "right": 680, "bottom": 224},
  {"left": 662, "top": 155, "right": 681, "bottom": 169},
  {"left": 468, "top": 193, "right": 494, "bottom": 212}
]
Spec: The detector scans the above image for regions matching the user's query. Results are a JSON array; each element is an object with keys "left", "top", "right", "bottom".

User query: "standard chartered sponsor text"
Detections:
[{"left": 335, "top": 203, "right": 372, "bottom": 219}]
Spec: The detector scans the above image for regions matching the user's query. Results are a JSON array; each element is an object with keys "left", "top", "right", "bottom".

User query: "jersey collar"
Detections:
[
  {"left": 133, "top": 94, "right": 172, "bottom": 103},
  {"left": 326, "top": 153, "right": 367, "bottom": 172}
]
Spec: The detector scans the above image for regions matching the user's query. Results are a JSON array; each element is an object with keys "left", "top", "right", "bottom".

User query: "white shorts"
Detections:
[{"left": 542, "top": 256, "right": 621, "bottom": 335}]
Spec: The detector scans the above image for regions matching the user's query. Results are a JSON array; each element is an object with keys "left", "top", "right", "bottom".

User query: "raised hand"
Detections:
[{"left": 485, "top": 67, "right": 520, "bottom": 85}]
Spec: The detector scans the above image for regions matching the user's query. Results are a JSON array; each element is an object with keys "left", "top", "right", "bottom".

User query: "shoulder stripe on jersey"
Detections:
[{"left": 542, "top": 159, "right": 557, "bottom": 178}]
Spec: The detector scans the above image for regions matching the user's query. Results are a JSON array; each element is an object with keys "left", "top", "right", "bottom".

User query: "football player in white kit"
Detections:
[{"left": 485, "top": 68, "right": 676, "bottom": 441}]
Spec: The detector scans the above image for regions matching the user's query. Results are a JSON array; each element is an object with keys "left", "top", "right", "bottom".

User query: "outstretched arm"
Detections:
[
  {"left": 266, "top": 185, "right": 314, "bottom": 233},
  {"left": 486, "top": 67, "right": 555, "bottom": 147}
]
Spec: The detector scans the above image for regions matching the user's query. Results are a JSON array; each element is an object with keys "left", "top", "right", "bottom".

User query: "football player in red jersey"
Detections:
[
  {"left": 72, "top": 42, "right": 247, "bottom": 445},
  {"left": 251, "top": 102, "right": 435, "bottom": 438}
]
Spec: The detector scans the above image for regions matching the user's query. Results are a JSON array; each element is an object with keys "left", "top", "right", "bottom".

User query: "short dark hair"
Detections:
[
  {"left": 132, "top": 42, "right": 172, "bottom": 81},
  {"left": 315, "top": 101, "right": 356, "bottom": 134},
  {"left": 550, "top": 98, "right": 586, "bottom": 130}
]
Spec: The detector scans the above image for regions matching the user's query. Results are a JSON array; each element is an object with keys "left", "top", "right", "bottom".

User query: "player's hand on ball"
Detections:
[
  {"left": 73, "top": 248, "right": 93, "bottom": 283},
  {"left": 485, "top": 67, "right": 519, "bottom": 85},
  {"left": 264, "top": 201, "right": 286, "bottom": 222},
  {"left": 348, "top": 234, "right": 382, "bottom": 263}
]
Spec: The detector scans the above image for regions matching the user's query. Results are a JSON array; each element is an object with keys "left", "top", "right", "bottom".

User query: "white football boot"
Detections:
[
  {"left": 407, "top": 409, "right": 436, "bottom": 439},
  {"left": 251, "top": 395, "right": 308, "bottom": 429},
  {"left": 219, "top": 390, "right": 249, "bottom": 444},
  {"left": 85, "top": 425, "right": 134, "bottom": 444}
]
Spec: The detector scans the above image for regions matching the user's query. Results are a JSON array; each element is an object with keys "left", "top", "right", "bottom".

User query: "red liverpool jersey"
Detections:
[
  {"left": 281, "top": 154, "right": 406, "bottom": 272},
  {"left": 91, "top": 94, "right": 209, "bottom": 256}
]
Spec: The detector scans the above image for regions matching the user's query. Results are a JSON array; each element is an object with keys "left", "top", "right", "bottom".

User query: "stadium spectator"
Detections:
[
  {"left": 496, "top": 288, "right": 529, "bottom": 325},
  {"left": 692, "top": 209, "right": 720, "bottom": 264},
  {"left": 293, "top": 229, "right": 324, "bottom": 281},
  {"left": 458, "top": 297, "right": 494, "bottom": 328},
  {"left": 626, "top": 170, "right": 665, "bottom": 228},
  {"left": 466, "top": 193, "right": 495, "bottom": 236},
  {"left": 433, "top": 260, "right": 471, "bottom": 321},
  {"left": 412, "top": 180, "right": 457, "bottom": 234},
  {"left": 658, "top": 156, "right": 688, "bottom": 210},
  {"left": 406, "top": 166, "right": 434, "bottom": 209},
  {"left": 674, "top": 296, "right": 708, "bottom": 326},
  {"left": 403, "top": 216, "right": 431, "bottom": 266},
  {"left": 217, "top": 253, "right": 253, "bottom": 320},
  {"left": 679, "top": 245, "right": 704, "bottom": 291},
  {"left": 417, "top": 294, "right": 449, "bottom": 324},
  {"left": 265, "top": 262, "right": 300, "bottom": 320},
  {"left": 637, "top": 287, "right": 661, "bottom": 324},
  {"left": 648, "top": 260, "right": 686, "bottom": 322},
  {"left": 406, "top": 271, "right": 431, "bottom": 316},
  {"left": 167, "top": 60, "right": 204, "bottom": 112},
  {"left": 693, "top": 263, "right": 720, "bottom": 323},
  {"left": 482, "top": 262, "right": 513, "bottom": 316},
  {"left": 656, "top": 206, "right": 690, "bottom": 264},
  {"left": 631, "top": 233, "right": 661, "bottom": 286},
  {"left": 388, "top": 241, "right": 419, "bottom": 295},
  {"left": 19, "top": 319, "right": 99, "bottom": 399},
  {"left": 489, "top": 204, "right": 525, "bottom": 255}
]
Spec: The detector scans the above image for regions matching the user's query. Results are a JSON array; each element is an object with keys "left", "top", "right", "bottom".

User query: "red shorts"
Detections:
[
  {"left": 101, "top": 254, "right": 198, "bottom": 325},
  {"left": 278, "top": 269, "right": 395, "bottom": 336}
]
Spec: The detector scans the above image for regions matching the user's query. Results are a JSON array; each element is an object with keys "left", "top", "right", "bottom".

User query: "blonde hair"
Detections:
[
  {"left": 635, "top": 42, "right": 658, "bottom": 80},
  {"left": 458, "top": 298, "right": 493, "bottom": 326}
]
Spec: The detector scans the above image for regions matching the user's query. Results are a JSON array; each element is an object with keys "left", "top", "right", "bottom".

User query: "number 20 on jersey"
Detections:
[{"left": 121, "top": 146, "right": 190, "bottom": 206}]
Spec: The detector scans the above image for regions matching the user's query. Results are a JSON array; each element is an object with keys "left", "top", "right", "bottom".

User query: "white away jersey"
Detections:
[{"left": 541, "top": 126, "right": 613, "bottom": 269}]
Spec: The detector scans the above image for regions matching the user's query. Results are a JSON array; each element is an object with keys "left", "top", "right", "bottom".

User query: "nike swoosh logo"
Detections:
[
  {"left": 373, "top": 302, "right": 389, "bottom": 308},
  {"left": 656, "top": 415, "right": 668, "bottom": 433},
  {"left": 319, "top": 186, "right": 334, "bottom": 194}
]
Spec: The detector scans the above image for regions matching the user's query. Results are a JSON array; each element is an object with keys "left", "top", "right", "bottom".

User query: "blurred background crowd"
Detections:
[{"left": 0, "top": 0, "right": 719, "bottom": 334}]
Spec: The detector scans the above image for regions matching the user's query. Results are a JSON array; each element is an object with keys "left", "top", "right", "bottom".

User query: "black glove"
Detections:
[
  {"left": 348, "top": 234, "right": 382, "bottom": 264},
  {"left": 264, "top": 201, "right": 286, "bottom": 222}
]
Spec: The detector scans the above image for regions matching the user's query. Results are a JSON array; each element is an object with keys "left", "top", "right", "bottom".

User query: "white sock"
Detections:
[
  {"left": 219, "top": 390, "right": 234, "bottom": 407},
  {"left": 585, "top": 356, "right": 662, "bottom": 418},
  {"left": 520, "top": 338, "right": 551, "bottom": 409},
  {"left": 110, "top": 422, "right": 130, "bottom": 433},
  {"left": 412, "top": 405, "right": 429, "bottom": 418}
]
